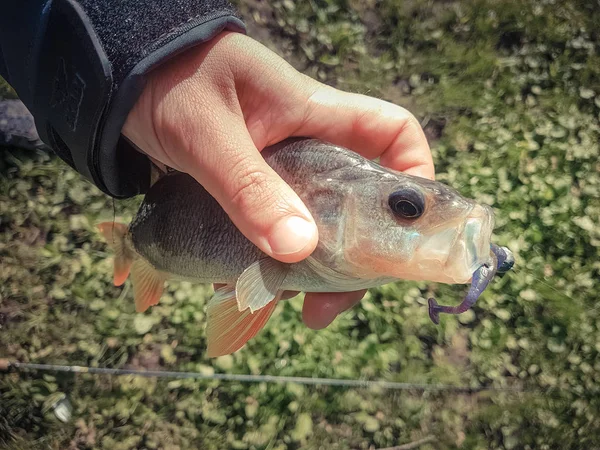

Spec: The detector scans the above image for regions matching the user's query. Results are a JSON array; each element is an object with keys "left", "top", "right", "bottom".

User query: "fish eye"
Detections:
[{"left": 388, "top": 188, "right": 425, "bottom": 219}]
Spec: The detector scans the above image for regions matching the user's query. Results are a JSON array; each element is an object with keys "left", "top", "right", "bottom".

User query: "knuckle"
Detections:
[{"left": 228, "top": 162, "right": 277, "bottom": 214}]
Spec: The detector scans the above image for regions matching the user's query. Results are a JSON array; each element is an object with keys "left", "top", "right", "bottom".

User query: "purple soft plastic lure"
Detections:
[{"left": 428, "top": 244, "right": 514, "bottom": 324}]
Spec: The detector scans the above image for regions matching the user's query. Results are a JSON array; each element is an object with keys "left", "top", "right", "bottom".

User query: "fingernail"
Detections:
[{"left": 268, "top": 216, "right": 316, "bottom": 256}]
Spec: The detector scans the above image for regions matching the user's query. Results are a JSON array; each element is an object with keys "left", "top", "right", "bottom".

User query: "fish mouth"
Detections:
[
  {"left": 426, "top": 203, "right": 514, "bottom": 324},
  {"left": 445, "top": 204, "right": 495, "bottom": 282},
  {"left": 408, "top": 204, "right": 495, "bottom": 283}
]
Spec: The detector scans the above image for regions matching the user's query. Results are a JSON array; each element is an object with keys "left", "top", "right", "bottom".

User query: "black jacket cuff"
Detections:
[{"left": 32, "top": 0, "right": 245, "bottom": 198}]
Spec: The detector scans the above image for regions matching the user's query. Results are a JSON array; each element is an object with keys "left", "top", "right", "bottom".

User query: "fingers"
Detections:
[
  {"left": 184, "top": 115, "right": 318, "bottom": 263},
  {"left": 294, "top": 83, "right": 435, "bottom": 180},
  {"left": 302, "top": 290, "right": 367, "bottom": 330},
  {"left": 123, "top": 38, "right": 318, "bottom": 265},
  {"left": 221, "top": 33, "right": 434, "bottom": 180}
]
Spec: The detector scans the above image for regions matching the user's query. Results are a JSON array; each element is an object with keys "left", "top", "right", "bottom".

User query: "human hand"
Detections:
[{"left": 122, "top": 31, "right": 434, "bottom": 330}]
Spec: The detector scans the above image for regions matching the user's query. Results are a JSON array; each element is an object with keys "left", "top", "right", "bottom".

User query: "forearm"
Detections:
[{"left": 0, "top": 0, "right": 245, "bottom": 198}]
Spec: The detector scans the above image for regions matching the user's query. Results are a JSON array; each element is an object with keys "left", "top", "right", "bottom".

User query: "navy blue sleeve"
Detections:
[
  {"left": 0, "top": 1, "right": 52, "bottom": 106},
  {"left": 0, "top": 0, "right": 245, "bottom": 198}
]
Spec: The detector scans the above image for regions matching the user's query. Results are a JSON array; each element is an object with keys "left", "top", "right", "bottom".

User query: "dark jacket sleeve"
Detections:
[{"left": 0, "top": 0, "right": 245, "bottom": 198}]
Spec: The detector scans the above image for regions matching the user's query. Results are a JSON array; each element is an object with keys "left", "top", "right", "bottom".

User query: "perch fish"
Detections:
[{"left": 98, "top": 138, "right": 514, "bottom": 357}]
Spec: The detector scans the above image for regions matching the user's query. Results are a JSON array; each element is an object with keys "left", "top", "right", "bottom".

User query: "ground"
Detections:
[{"left": 1, "top": 0, "right": 599, "bottom": 449}]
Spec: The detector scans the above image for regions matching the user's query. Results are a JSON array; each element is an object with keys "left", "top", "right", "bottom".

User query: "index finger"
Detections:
[{"left": 294, "top": 84, "right": 435, "bottom": 180}]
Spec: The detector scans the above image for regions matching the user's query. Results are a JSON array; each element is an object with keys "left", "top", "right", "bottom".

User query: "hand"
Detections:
[{"left": 123, "top": 31, "right": 434, "bottom": 330}]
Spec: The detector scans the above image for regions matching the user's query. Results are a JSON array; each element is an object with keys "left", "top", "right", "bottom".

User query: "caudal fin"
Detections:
[
  {"left": 98, "top": 221, "right": 168, "bottom": 312},
  {"left": 98, "top": 222, "right": 133, "bottom": 286}
]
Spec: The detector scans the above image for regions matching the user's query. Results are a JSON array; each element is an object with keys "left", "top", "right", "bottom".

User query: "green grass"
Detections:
[{"left": 2, "top": 0, "right": 599, "bottom": 448}]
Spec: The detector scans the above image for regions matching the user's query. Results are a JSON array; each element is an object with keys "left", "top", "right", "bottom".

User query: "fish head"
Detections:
[{"left": 342, "top": 172, "right": 495, "bottom": 284}]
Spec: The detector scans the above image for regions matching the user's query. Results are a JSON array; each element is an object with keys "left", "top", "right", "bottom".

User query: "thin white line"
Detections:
[{"left": 5, "top": 361, "right": 528, "bottom": 393}]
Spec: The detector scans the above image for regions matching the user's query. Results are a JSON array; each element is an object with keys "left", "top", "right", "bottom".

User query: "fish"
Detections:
[{"left": 98, "top": 137, "right": 514, "bottom": 357}]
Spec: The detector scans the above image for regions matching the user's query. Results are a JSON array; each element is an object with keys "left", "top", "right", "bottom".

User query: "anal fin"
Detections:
[
  {"left": 130, "top": 259, "right": 168, "bottom": 312},
  {"left": 206, "top": 285, "right": 280, "bottom": 357}
]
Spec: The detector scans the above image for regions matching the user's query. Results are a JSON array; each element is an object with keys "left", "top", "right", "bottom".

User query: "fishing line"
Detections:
[
  {"left": 111, "top": 197, "right": 116, "bottom": 244},
  {"left": 525, "top": 247, "right": 582, "bottom": 305},
  {"left": 509, "top": 265, "right": 578, "bottom": 306},
  {"left": 0, "top": 267, "right": 565, "bottom": 396},
  {"left": 1, "top": 360, "right": 529, "bottom": 394}
]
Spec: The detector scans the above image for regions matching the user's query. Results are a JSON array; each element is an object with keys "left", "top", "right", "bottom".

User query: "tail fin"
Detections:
[
  {"left": 98, "top": 222, "right": 167, "bottom": 313},
  {"left": 98, "top": 222, "right": 133, "bottom": 286}
]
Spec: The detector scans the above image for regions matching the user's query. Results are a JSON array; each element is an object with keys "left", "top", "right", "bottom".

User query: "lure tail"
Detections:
[
  {"left": 428, "top": 244, "right": 514, "bottom": 324},
  {"left": 98, "top": 222, "right": 167, "bottom": 313}
]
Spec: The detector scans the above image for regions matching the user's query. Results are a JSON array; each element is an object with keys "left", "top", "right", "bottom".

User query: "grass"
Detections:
[{"left": 1, "top": 0, "right": 599, "bottom": 448}]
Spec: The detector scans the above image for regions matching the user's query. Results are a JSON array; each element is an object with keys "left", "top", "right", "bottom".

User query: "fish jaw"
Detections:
[
  {"left": 446, "top": 204, "right": 495, "bottom": 282},
  {"left": 400, "top": 203, "right": 495, "bottom": 284},
  {"left": 354, "top": 203, "right": 495, "bottom": 285}
]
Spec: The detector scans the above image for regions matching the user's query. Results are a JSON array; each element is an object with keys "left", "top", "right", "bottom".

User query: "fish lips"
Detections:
[
  {"left": 450, "top": 205, "right": 495, "bottom": 279},
  {"left": 418, "top": 204, "right": 494, "bottom": 284}
]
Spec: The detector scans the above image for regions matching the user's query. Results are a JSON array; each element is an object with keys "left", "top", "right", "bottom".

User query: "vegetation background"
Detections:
[{"left": 1, "top": 0, "right": 599, "bottom": 448}]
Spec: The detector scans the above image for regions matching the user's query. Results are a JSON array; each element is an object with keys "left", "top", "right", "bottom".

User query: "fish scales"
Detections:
[
  {"left": 130, "top": 171, "right": 263, "bottom": 282},
  {"left": 129, "top": 138, "right": 387, "bottom": 291}
]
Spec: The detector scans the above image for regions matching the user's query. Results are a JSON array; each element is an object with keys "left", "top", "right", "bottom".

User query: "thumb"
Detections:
[{"left": 187, "top": 119, "right": 319, "bottom": 264}]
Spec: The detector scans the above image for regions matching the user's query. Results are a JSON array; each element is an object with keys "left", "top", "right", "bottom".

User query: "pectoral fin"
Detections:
[
  {"left": 206, "top": 285, "right": 281, "bottom": 357},
  {"left": 236, "top": 258, "right": 290, "bottom": 313}
]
